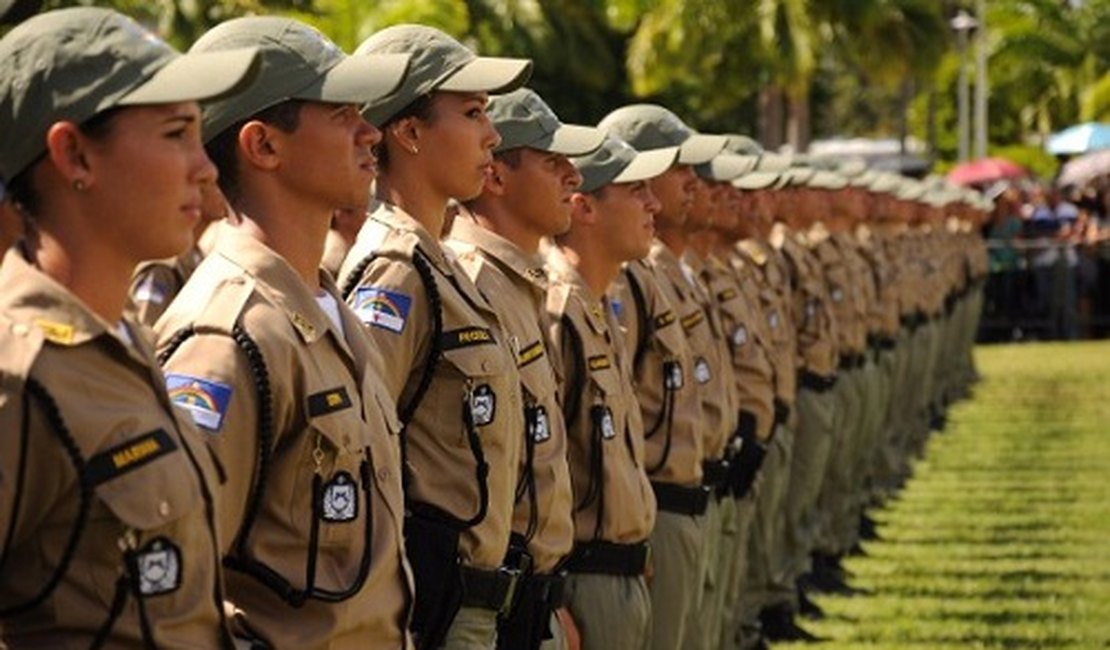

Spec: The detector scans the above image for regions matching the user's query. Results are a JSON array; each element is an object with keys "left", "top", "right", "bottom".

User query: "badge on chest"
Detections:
[
  {"left": 469, "top": 384, "right": 497, "bottom": 427},
  {"left": 135, "top": 537, "right": 181, "bottom": 596},
  {"left": 321, "top": 471, "right": 359, "bottom": 523}
]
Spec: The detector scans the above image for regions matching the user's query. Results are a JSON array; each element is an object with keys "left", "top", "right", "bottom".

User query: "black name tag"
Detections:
[
  {"left": 440, "top": 327, "right": 495, "bottom": 351},
  {"left": 308, "top": 387, "right": 353, "bottom": 417},
  {"left": 87, "top": 429, "right": 177, "bottom": 487}
]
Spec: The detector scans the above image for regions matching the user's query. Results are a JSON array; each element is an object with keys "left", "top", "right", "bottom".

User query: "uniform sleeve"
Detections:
[
  {"left": 344, "top": 254, "right": 431, "bottom": 410},
  {"left": 127, "top": 265, "right": 181, "bottom": 331},
  {"left": 158, "top": 330, "right": 293, "bottom": 550}
]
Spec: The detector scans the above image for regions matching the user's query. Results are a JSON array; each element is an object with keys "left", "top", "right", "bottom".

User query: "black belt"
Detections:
[
  {"left": 838, "top": 353, "right": 866, "bottom": 370},
  {"left": 460, "top": 565, "right": 524, "bottom": 615},
  {"left": 800, "top": 370, "right": 837, "bottom": 393},
  {"left": 565, "top": 541, "right": 651, "bottom": 576},
  {"left": 702, "top": 458, "right": 730, "bottom": 490},
  {"left": 773, "top": 398, "right": 791, "bottom": 427},
  {"left": 526, "top": 572, "right": 567, "bottom": 609},
  {"left": 651, "top": 481, "right": 711, "bottom": 516}
]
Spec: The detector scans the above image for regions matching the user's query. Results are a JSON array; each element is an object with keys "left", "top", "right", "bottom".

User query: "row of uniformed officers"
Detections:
[{"left": 0, "top": 7, "right": 990, "bottom": 650}]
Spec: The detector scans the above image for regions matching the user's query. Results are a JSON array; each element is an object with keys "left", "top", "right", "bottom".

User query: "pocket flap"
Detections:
[{"left": 92, "top": 429, "right": 201, "bottom": 530}]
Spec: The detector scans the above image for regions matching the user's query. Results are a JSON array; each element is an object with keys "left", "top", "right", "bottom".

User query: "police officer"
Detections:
[
  {"left": 545, "top": 134, "right": 674, "bottom": 650},
  {"left": 337, "top": 25, "right": 532, "bottom": 650},
  {"left": 598, "top": 104, "right": 731, "bottom": 650},
  {"left": 0, "top": 8, "right": 258, "bottom": 646},
  {"left": 445, "top": 88, "right": 601, "bottom": 649},
  {"left": 154, "top": 17, "right": 414, "bottom": 648}
]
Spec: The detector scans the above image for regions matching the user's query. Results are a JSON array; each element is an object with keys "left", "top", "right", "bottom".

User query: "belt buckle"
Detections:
[{"left": 497, "top": 565, "right": 523, "bottom": 615}]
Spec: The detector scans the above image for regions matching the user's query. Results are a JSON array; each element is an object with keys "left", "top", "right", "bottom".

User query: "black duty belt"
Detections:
[
  {"left": 460, "top": 564, "right": 524, "bottom": 615},
  {"left": 564, "top": 541, "right": 651, "bottom": 576},
  {"left": 702, "top": 458, "right": 730, "bottom": 490},
  {"left": 838, "top": 353, "right": 865, "bottom": 370},
  {"left": 526, "top": 571, "right": 567, "bottom": 609},
  {"left": 651, "top": 481, "right": 711, "bottom": 516},
  {"left": 800, "top": 370, "right": 837, "bottom": 393}
]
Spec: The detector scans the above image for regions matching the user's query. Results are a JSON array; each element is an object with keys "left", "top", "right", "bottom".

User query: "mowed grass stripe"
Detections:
[{"left": 778, "top": 341, "right": 1110, "bottom": 650}]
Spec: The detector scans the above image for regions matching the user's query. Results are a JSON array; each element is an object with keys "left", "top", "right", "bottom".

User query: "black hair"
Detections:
[
  {"left": 375, "top": 93, "right": 435, "bottom": 172},
  {"left": 7, "top": 107, "right": 121, "bottom": 216},
  {"left": 205, "top": 99, "right": 306, "bottom": 204}
]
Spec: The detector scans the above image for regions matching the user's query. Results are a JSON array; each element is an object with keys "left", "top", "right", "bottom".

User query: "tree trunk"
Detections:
[
  {"left": 786, "top": 86, "right": 811, "bottom": 153},
  {"left": 759, "top": 86, "right": 785, "bottom": 151}
]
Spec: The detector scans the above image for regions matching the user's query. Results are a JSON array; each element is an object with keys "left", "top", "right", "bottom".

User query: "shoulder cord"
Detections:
[
  {"left": 515, "top": 399, "right": 540, "bottom": 544},
  {"left": 623, "top": 268, "right": 652, "bottom": 376},
  {"left": 557, "top": 315, "right": 608, "bottom": 541},
  {"left": 344, "top": 249, "right": 491, "bottom": 532},
  {"left": 643, "top": 366, "right": 676, "bottom": 476},
  {"left": 159, "top": 326, "right": 375, "bottom": 606}
]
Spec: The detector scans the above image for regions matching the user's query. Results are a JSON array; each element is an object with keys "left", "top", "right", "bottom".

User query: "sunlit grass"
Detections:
[{"left": 778, "top": 341, "right": 1110, "bottom": 650}]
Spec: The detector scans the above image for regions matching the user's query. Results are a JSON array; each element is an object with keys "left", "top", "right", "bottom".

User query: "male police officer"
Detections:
[
  {"left": 154, "top": 17, "right": 415, "bottom": 648},
  {"left": 545, "top": 133, "right": 674, "bottom": 650},
  {"left": 445, "top": 87, "right": 601, "bottom": 649}
]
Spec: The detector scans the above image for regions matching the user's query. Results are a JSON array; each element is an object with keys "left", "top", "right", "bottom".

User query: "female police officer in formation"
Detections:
[
  {"left": 337, "top": 25, "right": 533, "bottom": 650},
  {"left": 0, "top": 7, "right": 258, "bottom": 647}
]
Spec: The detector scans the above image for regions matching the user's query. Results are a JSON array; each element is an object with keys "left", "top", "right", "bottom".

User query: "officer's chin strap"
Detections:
[
  {"left": 0, "top": 380, "right": 92, "bottom": 619},
  {"left": 644, "top": 360, "right": 677, "bottom": 475}
]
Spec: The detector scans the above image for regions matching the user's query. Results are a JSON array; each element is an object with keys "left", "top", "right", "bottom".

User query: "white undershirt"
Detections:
[
  {"left": 315, "top": 290, "right": 345, "bottom": 339},
  {"left": 115, "top": 321, "right": 134, "bottom": 347}
]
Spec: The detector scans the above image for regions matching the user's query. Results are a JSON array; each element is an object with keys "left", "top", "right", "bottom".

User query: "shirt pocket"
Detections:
[
  {"left": 303, "top": 390, "right": 369, "bottom": 547},
  {"left": 440, "top": 342, "right": 510, "bottom": 444}
]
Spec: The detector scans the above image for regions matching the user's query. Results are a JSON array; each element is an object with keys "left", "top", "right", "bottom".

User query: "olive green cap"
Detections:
[
  {"left": 895, "top": 179, "right": 927, "bottom": 201},
  {"left": 598, "top": 104, "right": 726, "bottom": 165},
  {"left": 0, "top": 8, "right": 259, "bottom": 182},
  {"left": 695, "top": 153, "right": 758, "bottom": 181},
  {"left": 190, "top": 17, "right": 408, "bottom": 142},
  {"left": 771, "top": 166, "right": 816, "bottom": 190},
  {"left": 849, "top": 169, "right": 879, "bottom": 188},
  {"left": 733, "top": 152, "right": 793, "bottom": 189},
  {"left": 356, "top": 24, "right": 532, "bottom": 125},
  {"left": 487, "top": 87, "right": 604, "bottom": 156},
  {"left": 868, "top": 172, "right": 902, "bottom": 194},
  {"left": 724, "top": 133, "right": 763, "bottom": 156},
  {"left": 574, "top": 135, "right": 678, "bottom": 193},
  {"left": 806, "top": 170, "right": 849, "bottom": 190}
]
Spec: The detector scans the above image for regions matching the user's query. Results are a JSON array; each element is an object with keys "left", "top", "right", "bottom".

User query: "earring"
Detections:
[
  {"left": 411, "top": 145, "right": 420, "bottom": 155},
  {"left": 72, "top": 179, "right": 86, "bottom": 191}
]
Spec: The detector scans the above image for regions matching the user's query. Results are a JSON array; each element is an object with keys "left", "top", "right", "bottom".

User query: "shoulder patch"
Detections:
[
  {"left": 308, "top": 386, "right": 353, "bottom": 417},
  {"left": 609, "top": 297, "right": 624, "bottom": 320},
  {"left": 87, "top": 429, "right": 178, "bottom": 487},
  {"left": 441, "top": 327, "right": 495, "bottom": 351},
  {"left": 518, "top": 341, "right": 545, "bottom": 368},
  {"left": 352, "top": 287, "right": 412, "bottom": 334},
  {"left": 166, "top": 374, "right": 233, "bottom": 433}
]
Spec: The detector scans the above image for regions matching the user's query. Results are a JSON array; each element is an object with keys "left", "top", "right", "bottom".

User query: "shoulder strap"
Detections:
[
  {"left": 624, "top": 267, "right": 652, "bottom": 375},
  {"left": 559, "top": 314, "right": 586, "bottom": 430}
]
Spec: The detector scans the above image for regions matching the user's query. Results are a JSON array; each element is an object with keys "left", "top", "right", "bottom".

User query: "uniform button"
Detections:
[
  {"left": 12, "top": 323, "right": 28, "bottom": 336},
  {"left": 377, "top": 467, "right": 390, "bottom": 481},
  {"left": 158, "top": 501, "right": 171, "bottom": 517}
]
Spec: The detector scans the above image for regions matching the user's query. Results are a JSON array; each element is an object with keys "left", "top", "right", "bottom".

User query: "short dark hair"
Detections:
[
  {"left": 205, "top": 99, "right": 306, "bottom": 204},
  {"left": 8, "top": 107, "right": 121, "bottom": 216}
]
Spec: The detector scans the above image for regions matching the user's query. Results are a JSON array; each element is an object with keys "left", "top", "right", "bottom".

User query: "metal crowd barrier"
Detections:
[{"left": 978, "top": 239, "right": 1110, "bottom": 342}]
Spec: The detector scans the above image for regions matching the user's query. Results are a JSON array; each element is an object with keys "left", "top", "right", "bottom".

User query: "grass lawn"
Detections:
[{"left": 780, "top": 341, "right": 1110, "bottom": 650}]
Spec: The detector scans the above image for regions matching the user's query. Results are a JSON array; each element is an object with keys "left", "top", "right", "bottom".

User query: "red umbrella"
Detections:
[{"left": 946, "top": 157, "right": 1028, "bottom": 186}]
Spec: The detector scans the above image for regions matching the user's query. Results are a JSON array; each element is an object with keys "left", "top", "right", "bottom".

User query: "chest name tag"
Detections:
[
  {"left": 717, "top": 288, "right": 738, "bottom": 302},
  {"left": 308, "top": 387, "right": 353, "bottom": 417},
  {"left": 654, "top": 311, "right": 676, "bottom": 330},
  {"left": 441, "top": 327, "right": 495, "bottom": 351},
  {"left": 87, "top": 429, "right": 177, "bottom": 487},
  {"left": 135, "top": 537, "right": 182, "bottom": 596},
  {"left": 518, "top": 341, "right": 545, "bottom": 368},
  {"left": 469, "top": 384, "right": 497, "bottom": 426},
  {"left": 681, "top": 310, "right": 705, "bottom": 332},
  {"left": 588, "top": 354, "right": 612, "bottom": 372},
  {"left": 321, "top": 471, "right": 359, "bottom": 523}
]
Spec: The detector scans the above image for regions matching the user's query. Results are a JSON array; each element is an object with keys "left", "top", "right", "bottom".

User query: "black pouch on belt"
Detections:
[
  {"left": 496, "top": 570, "right": 566, "bottom": 650},
  {"left": 728, "top": 410, "right": 768, "bottom": 499},
  {"left": 405, "top": 512, "right": 464, "bottom": 650}
]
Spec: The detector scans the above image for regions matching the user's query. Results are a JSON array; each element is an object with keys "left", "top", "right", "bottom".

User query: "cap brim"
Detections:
[
  {"left": 613, "top": 146, "right": 679, "bottom": 184},
  {"left": 678, "top": 133, "right": 727, "bottom": 165},
  {"left": 535, "top": 124, "right": 606, "bottom": 156},
  {"left": 439, "top": 57, "right": 533, "bottom": 94},
  {"left": 733, "top": 171, "right": 782, "bottom": 190},
  {"left": 120, "top": 48, "right": 261, "bottom": 106},
  {"left": 695, "top": 154, "right": 758, "bottom": 181},
  {"left": 297, "top": 53, "right": 410, "bottom": 105}
]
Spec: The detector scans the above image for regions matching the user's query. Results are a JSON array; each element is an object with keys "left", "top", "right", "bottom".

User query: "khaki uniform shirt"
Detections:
[
  {"left": 771, "top": 223, "right": 839, "bottom": 377},
  {"left": 702, "top": 253, "right": 776, "bottom": 443},
  {"left": 0, "top": 251, "right": 230, "bottom": 648},
  {"left": 544, "top": 247, "right": 656, "bottom": 544},
  {"left": 125, "top": 246, "right": 204, "bottom": 330},
  {"left": 337, "top": 202, "right": 523, "bottom": 571},
  {"left": 854, "top": 227, "right": 901, "bottom": 339},
  {"left": 679, "top": 251, "right": 739, "bottom": 460},
  {"left": 734, "top": 239, "right": 798, "bottom": 408},
  {"left": 445, "top": 218, "right": 574, "bottom": 574},
  {"left": 807, "top": 224, "right": 866, "bottom": 357},
  {"left": 614, "top": 257, "right": 703, "bottom": 488},
  {"left": 155, "top": 227, "right": 411, "bottom": 649}
]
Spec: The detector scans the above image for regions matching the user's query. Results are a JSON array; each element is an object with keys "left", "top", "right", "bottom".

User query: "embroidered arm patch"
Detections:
[
  {"left": 353, "top": 287, "right": 412, "bottom": 334},
  {"left": 166, "top": 374, "right": 233, "bottom": 433}
]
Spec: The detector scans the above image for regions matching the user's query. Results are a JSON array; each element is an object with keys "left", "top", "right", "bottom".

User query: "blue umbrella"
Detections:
[{"left": 1046, "top": 122, "right": 1110, "bottom": 155}]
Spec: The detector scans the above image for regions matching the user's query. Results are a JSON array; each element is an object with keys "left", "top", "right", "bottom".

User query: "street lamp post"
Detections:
[
  {"left": 974, "top": 0, "right": 988, "bottom": 160},
  {"left": 952, "top": 9, "right": 979, "bottom": 163}
]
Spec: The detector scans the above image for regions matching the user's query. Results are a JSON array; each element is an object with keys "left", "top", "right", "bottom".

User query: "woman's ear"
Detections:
[
  {"left": 387, "top": 116, "right": 423, "bottom": 156},
  {"left": 44, "top": 121, "right": 94, "bottom": 190}
]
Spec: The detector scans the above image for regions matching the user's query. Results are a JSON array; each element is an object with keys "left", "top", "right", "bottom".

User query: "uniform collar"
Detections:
[
  {"left": 543, "top": 245, "right": 609, "bottom": 335},
  {"left": 448, "top": 213, "right": 549, "bottom": 292},
  {"left": 0, "top": 249, "right": 154, "bottom": 364},
  {"left": 367, "top": 200, "right": 453, "bottom": 276},
  {"left": 212, "top": 225, "right": 331, "bottom": 345}
]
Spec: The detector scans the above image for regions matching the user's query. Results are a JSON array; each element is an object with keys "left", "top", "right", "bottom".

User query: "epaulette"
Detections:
[
  {"left": 0, "top": 311, "right": 44, "bottom": 382},
  {"left": 189, "top": 257, "right": 256, "bottom": 335},
  {"left": 545, "top": 280, "right": 573, "bottom": 318}
]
